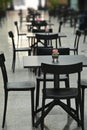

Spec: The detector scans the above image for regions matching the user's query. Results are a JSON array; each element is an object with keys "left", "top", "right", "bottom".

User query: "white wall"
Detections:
[{"left": 13, "top": 0, "right": 45, "bottom": 10}]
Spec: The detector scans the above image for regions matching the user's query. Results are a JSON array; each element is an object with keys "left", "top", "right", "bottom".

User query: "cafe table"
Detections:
[{"left": 23, "top": 55, "right": 87, "bottom": 69}]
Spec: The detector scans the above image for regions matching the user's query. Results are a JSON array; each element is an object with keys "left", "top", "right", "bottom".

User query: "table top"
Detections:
[
  {"left": 27, "top": 32, "right": 67, "bottom": 38},
  {"left": 23, "top": 55, "right": 87, "bottom": 68}
]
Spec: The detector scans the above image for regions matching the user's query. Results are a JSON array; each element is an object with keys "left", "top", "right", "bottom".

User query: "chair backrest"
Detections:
[
  {"left": 32, "top": 20, "right": 47, "bottom": 27},
  {"left": 36, "top": 33, "right": 58, "bottom": 41},
  {"left": 0, "top": 53, "right": 8, "bottom": 90},
  {"left": 32, "top": 28, "right": 53, "bottom": 33},
  {"left": 14, "top": 21, "right": 19, "bottom": 35},
  {"left": 35, "top": 46, "right": 53, "bottom": 55},
  {"left": 34, "top": 47, "right": 70, "bottom": 56},
  {"left": 58, "top": 48, "right": 70, "bottom": 55},
  {"left": 74, "top": 30, "right": 81, "bottom": 49},
  {"left": 8, "top": 31, "right": 15, "bottom": 50},
  {"left": 58, "top": 21, "right": 63, "bottom": 33},
  {"left": 41, "top": 62, "right": 82, "bottom": 88},
  {"left": 36, "top": 33, "right": 58, "bottom": 47}
]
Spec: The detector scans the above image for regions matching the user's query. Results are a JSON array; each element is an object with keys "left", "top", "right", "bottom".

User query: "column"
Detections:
[
  {"left": 44, "top": 0, "right": 48, "bottom": 10},
  {"left": 38, "top": 0, "right": 42, "bottom": 9}
]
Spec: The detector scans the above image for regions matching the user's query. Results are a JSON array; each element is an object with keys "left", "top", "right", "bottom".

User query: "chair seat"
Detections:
[
  {"left": 81, "top": 79, "right": 87, "bottom": 87},
  {"left": 7, "top": 81, "right": 35, "bottom": 91},
  {"left": 45, "top": 88, "right": 78, "bottom": 99},
  {"left": 16, "top": 47, "right": 31, "bottom": 51}
]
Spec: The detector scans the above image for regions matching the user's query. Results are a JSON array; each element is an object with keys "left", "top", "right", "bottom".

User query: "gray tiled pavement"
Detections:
[{"left": 0, "top": 10, "right": 87, "bottom": 130}]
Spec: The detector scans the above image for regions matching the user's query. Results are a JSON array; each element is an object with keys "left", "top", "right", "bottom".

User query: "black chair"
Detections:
[
  {"left": 33, "top": 46, "right": 53, "bottom": 75},
  {"left": 70, "top": 30, "right": 81, "bottom": 55},
  {"left": 0, "top": 53, "right": 35, "bottom": 128},
  {"left": 35, "top": 62, "right": 82, "bottom": 130},
  {"left": 8, "top": 31, "right": 31, "bottom": 72},
  {"left": 80, "top": 78, "right": 87, "bottom": 130},
  {"left": 32, "top": 20, "right": 47, "bottom": 30},
  {"left": 34, "top": 46, "right": 53, "bottom": 56},
  {"left": 35, "top": 47, "right": 70, "bottom": 112},
  {"left": 35, "top": 33, "right": 58, "bottom": 48},
  {"left": 14, "top": 21, "right": 26, "bottom": 45}
]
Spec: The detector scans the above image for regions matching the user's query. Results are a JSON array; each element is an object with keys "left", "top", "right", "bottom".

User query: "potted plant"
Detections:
[{"left": 52, "top": 48, "right": 59, "bottom": 63}]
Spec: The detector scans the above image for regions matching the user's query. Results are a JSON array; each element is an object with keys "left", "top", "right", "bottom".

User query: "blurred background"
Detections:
[{"left": 0, "top": 0, "right": 87, "bottom": 11}]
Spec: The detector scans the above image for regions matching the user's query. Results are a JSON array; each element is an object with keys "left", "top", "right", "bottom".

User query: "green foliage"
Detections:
[
  {"left": 48, "top": 0, "right": 59, "bottom": 10},
  {"left": 0, "top": 0, "right": 12, "bottom": 9}
]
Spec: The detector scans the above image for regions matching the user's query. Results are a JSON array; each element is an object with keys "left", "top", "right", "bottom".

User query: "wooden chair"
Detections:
[
  {"left": 0, "top": 53, "right": 35, "bottom": 128},
  {"left": 35, "top": 62, "right": 82, "bottom": 130},
  {"left": 35, "top": 47, "right": 70, "bottom": 112},
  {"left": 8, "top": 31, "right": 31, "bottom": 72},
  {"left": 70, "top": 30, "right": 81, "bottom": 55}
]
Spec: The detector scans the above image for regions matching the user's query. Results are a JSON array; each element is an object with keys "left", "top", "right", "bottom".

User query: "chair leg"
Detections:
[
  {"left": 28, "top": 50, "right": 31, "bottom": 55},
  {"left": 59, "top": 38, "right": 61, "bottom": 47},
  {"left": 65, "top": 78, "right": 71, "bottom": 119},
  {"left": 81, "top": 88, "right": 85, "bottom": 130},
  {"left": 2, "top": 92, "right": 8, "bottom": 128},
  {"left": 83, "top": 33, "right": 87, "bottom": 43},
  {"left": 12, "top": 52, "right": 16, "bottom": 73},
  {"left": 65, "top": 77, "right": 70, "bottom": 106},
  {"left": 17, "top": 35, "right": 19, "bottom": 46},
  {"left": 75, "top": 97, "right": 80, "bottom": 126},
  {"left": 41, "top": 94, "right": 45, "bottom": 130},
  {"left": 31, "top": 89, "right": 35, "bottom": 127},
  {"left": 35, "top": 79, "right": 40, "bottom": 112}
]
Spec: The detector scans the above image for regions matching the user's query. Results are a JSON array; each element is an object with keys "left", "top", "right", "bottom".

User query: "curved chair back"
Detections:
[
  {"left": 41, "top": 62, "right": 82, "bottom": 89},
  {"left": 41, "top": 62, "right": 82, "bottom": 75},
  {"left": 35, "top": 47, "right": 70, "bottom": 55},
  {"left": 36, "top": 33, "right": 58, "bottom": 47},
  {"left": 0, "top": 53, "right": 8, "bottom": 89},
  {"left": 58, "top": 21, "right": 63, "bottom": 33},
  {"left": 36, "top": 33, "right": 58, "bottom": 40},
  {"left": 35, "top": 46, "right": 53, "bottom": 55},
  {"left": 32, "top": 20, "right": 47, "bottom": 28},
  {"left": 8, "top": 31, "right": 15, "bottom": 50},
  {"left": 14, "top": 21, "right": 19, "bottom": 35},
  {"left": 32, "top": 28, "right": 52, "bottom": 33}
]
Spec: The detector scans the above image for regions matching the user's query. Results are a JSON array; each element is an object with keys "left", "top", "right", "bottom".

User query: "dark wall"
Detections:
[{"left": 78, "top": 0, "right": 86, "bottom": 12}]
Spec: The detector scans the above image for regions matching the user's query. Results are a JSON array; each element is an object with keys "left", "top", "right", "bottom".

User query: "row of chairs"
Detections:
[
  {"left": 8, "top": 28, "right": 81, "bottom": 73},
  {"left": 0, "top": 52, "right": 87, "bottom": 130}
]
